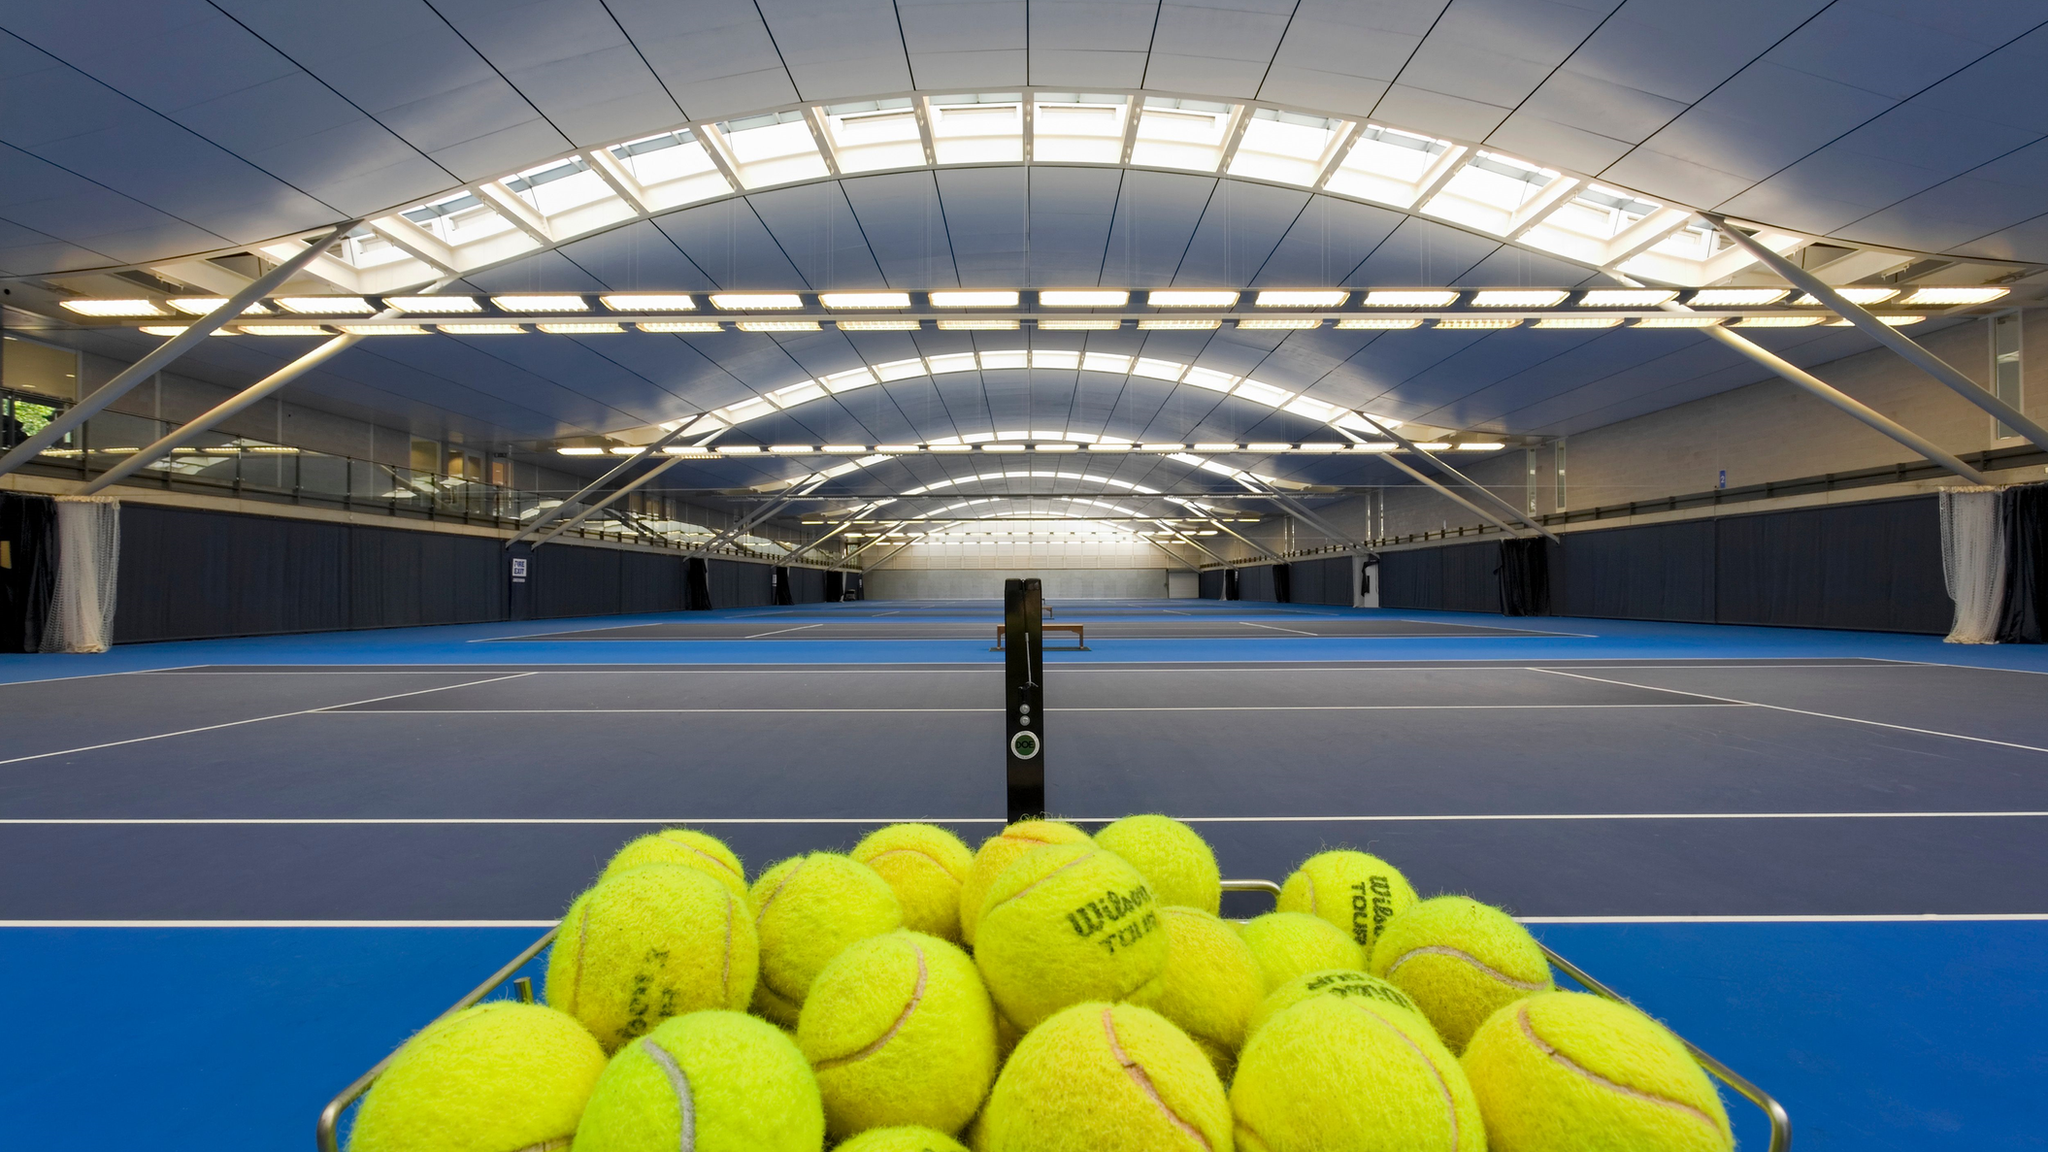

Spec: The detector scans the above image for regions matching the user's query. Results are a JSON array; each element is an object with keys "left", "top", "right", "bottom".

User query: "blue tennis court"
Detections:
[{"left": 4, "top": 601, "right": 2045, "bottom": 1150}]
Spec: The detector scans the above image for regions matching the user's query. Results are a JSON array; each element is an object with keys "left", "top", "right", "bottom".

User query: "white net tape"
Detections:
[
  {"left": 1939, "top": 487, "right": 2005, "bottom": 645},
  {"left": 41, "top": 495, "right": 120, "bottom": 654}
]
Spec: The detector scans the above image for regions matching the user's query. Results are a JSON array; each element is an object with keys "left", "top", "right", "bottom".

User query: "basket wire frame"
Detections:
[{"left": 317, "top": 879, "right": 1790, "bottom": 1152}]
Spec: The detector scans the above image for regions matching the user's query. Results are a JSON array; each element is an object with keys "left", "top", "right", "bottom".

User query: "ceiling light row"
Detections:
[
  {"left": 61, "top": 285, "right": 2012, "bottom": 320},
  {"left": 559, "top": 441, "right": 1499, "bottom": 457}
]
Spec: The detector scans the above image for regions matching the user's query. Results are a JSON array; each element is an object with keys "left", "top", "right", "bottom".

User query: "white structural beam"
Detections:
[
  {"left": 1353, "top": 413, "right": 1560, "bottom": 543},
  {"left": 508, "top": 416, "right": 711, "bottom": 546},
  {"left": 1708, "top": 214, "right": 2048, "bottom": 455},
  {"left": 0, "top": 221, "right": 358, "bottom": 481},
  {"left": 583, "top": 148, "right": 651, "bottom": 215},
  {"left": 1379, "top": 452, "right": 1532, "bottom": 539},
  {"left": 1502, "top": 176, "right": 1585, "bottom": 241},
  {"left": 366, "top": 214, "right": 457, "bottom": 273},
  {"left": 475, "top": 182, "right": 555, "bottom": 246}
]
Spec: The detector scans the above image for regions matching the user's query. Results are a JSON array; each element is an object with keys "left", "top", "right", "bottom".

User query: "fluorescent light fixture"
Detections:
[
  {"left": 169, "top": 297, "right": 269, "bottom": 315},
  {"left": 241, "top": 325, "right": 332, "bottom": 336},
  {"left": 770, "top": 445, "right": 816, "bottom": 453},
  {"left": 1899, "top": 286, "right": 2008, "bottom": 306},
  {"left": 1576, "top": 290, "right": 1675, "bottom": 307},
  {"left": 1296, "top": 443, "right": 1346, "bottom": 452},
  {"left": 836, "top": 319, "right": 922, "bottom": 331},
  {"left": 1435, "top": 318, "right": 1519, "bottom": 329},
  {"left": 1141, "top": 443, "right": 1188, "bottom": 451},
  {"left": 1790, "top": 287, "right": 1899, "bottom": 306},
  {"left": 737, "top": 320, "right": 821, "bottom": 332},
  {"left": 386, "top": 296, "right": 481, "bottom": 313},
  {"left": 1454, "top": 442, "right": 1505, "bottom": 450},
  {"left": 1192, "top": 443, "right": 1239, "bottom": 451},
  {"left": 821, "top": 445, "right": 867, "bottom": 453},
  {"left": 557, "top": 446, "right": 606, "bottom": 455},
  {"left": 1633, "top": 316, "right": 1722, "bottom": 328},
  {"left": 339, "top": 324, "right": 429, "bottom": 335},
  {"left": 1363, "top": 290, "right": 1457, "bottom": 307},
  {"left": 599, "top": 293, "right": 696, "bottom": 311},
  {"left": 1687, "top": 288, "right": 1788, "bottom": 306},
  {"left": 1255, "top": 290, "right": 1347, "bottom": 308},
  {"left": 1470, "top": 290, "right": 1568, "bottom": 308},
  {"left": 1146, "top": 290, "right": 1238, "bottom": 307},
  {"left": 1413, "top": 442, "right": 1452, "bottom": 450},
  {"left": 608, "top": 447, "right": 644, "bottom": 455},
  {"left": 929, "top": 290, "right": 1019, "bottom": 307},
  {"left": 1348, "top": 442, "right": 1396, "bottom": 452},
  {"left": 1087, "top": 443, "right": 1131, "bottom": 452},
  {"left": 1336, "top": 317, "right": 1422, "bottom": 330},
  {"left": 1732, "top": 316, "right": 1821, "bottom": 327},
  {"left": 275, "top": 297, "right": 375, "bottom": 315},
  {"left": 981, "top": 443, "right": 1027, "bottom": 452},
  {"left": 538, "top": 322, "right": 623, "bottom": 334},
  {"left": 820, "top": 292, "right": 911, "bottom": 308},
  {"left": 63, "top": 298, "right": 169, "bottom": 317},
  {"left": 710, "top": 293, "right": 804, "bottom": 310},
  {"left": 1032, "top": 443, "right": 1079, "bottom": 452},
  {"left": 138, "top": 326, "right": 193, "bottom": 336},
  {"left": 929, "top": 444, "right": 975, "bottom": 452},
  {"left": 1247, "top": 443, "right": 1293, "bottom": 452},
  {"left": 639, "top": 321, "right": 723, "bottom": 333},
  {"left": 875, "top": 444, "right": 922, "bottom": 453},
  {"left": 716, "top": 445, "right": 763, "bottom": 454},
  {"left": 1534, "top": 317, "right": 1622, "bottom": 329},
  {"left": 1138, "top": 318, "right": 1219, "bottom": 330},
  {"left": 1039, "top": 290, "right": 1128, "bottom": 306},
  {"left": 1826, "top": 315, "right": 1925, "bottom": 326},
  {"left": 492, "top": 294, "right": 588, "bottom": 312},
  {"left": 937, "top": 319, "right": 1019, "bottom": 330},
  {"left": 1237, "top": 318, "right": 1320, "bottom": 330},
  {"left": 437, "top": 323, "right": 524, "bottom": 335},
  {"left": 1038, "top": 318, "right": 1120, "bottom": 330}
]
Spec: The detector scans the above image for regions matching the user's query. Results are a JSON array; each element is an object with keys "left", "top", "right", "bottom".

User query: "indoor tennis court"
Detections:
[{"left": 5, "top": 6, "right": 2048, "bottom": 1152}]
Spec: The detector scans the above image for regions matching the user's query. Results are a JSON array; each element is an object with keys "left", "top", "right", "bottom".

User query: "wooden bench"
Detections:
[{"left": 994, "top": 623, "right": 1088, "bottom": 651}]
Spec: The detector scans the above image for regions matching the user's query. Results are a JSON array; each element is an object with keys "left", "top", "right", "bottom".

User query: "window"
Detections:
[
  {"left": 1553, "top": 439, "right": 1567, "bottom": 512},
  {"left": 1991, "top": 312, "right": 2023, "bottom": 440},
  {"left": 2, "top": 336, "right": 80, "bottom": 401}
]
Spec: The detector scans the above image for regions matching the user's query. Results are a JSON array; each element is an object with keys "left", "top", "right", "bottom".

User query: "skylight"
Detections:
[
  {"left": 718, "top": 110, "right": 829, "bottom": 187},
  {"left": 1228, "top": 109, "right": 1347, "bottom": 186},
  {"left": 1132, "top": 97, "right": 1234, "bottom": 171},
  {"left": 1034, "top": 94, "right": 1128, "bottom": 164},
  {"left": 929, "top": 94, "right": 1024, "bottom": 164},
  {"left": 821, "top": 98, "right": 922, "bottom": 172}
]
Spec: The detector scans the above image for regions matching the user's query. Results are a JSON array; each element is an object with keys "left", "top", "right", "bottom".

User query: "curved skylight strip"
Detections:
[
  {"left": 200, "top": 90, "right": 1983, "bottom": 305},
  {"left": 688, "top": 349, "right": 1393, "bottom": 443}
]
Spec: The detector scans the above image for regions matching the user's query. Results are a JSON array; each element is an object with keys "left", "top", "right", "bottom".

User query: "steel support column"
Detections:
[
  {"left": 507, "top": 415, "right": 708, "bottom": 546},
  {"left": 1353, "top": 414, "right": 1560, "bottom": 543}
]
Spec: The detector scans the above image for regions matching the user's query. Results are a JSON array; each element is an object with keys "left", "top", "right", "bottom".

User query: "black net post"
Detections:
[{"left": 1003, "top": 577, "right": 1046, "bottom": 821}]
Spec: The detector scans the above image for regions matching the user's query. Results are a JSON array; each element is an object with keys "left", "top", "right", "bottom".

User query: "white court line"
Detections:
[
  {"left": 743, "top": 624, "right": 824, "bottom": 639},
  {"left": 0, "top": 920, "right": 557, "bottom": 928},
  {"left": 1237, "top": 621, "right": 1319, "bottom": 636},
  {"left": 322, "top": 702, "right": 1750, "bottom": 715},
  {"left": 0, "top": 664, "right": 209, "bottom": 688},
  {"left": 0, "top": 672, "right": 540, "bottom": 768},
  {"left": 7, "top": 811, "right": 2043, "bottom": 825},
  {"left": 1531, "top": 667, "right": 2048, "bottom": 754}
]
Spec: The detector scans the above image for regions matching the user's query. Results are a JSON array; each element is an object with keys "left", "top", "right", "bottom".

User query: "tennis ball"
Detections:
[
  {"left": 348, "top": 1001, "right": 605, "bottom": 1152},
  {"left": 751, "top": 852, "right": 904, "bottom": 1026},
  {"left": 1232, "top": 993, "right": 1481, "bottom": 1152},
  {"left": 957, "top": 820, "right": 1092, "bottom": 946},
  {"left": 599, "top": 827, "right": 749, "bottom": 905},
  {"left": 1245, "top": 968, "right": 1424, "bottom": 1040},
  {"left": 797, "top": 931, "right": 998, "bottom": 1138},
  {"left": 546, "top": 864, "right": 758, "bottom": 1050},
  {"left": 571, "top": 1009, "right": 824, "bottom": 1152},
  {"left": 1277, "top": 849, "right": 1418, "bottom": 954},
  {"left": 852, "top": 823, "right": 975, "bottom": 943},
  {"left": 1149, "top": 906, "right": 1264, "bottom": 1071},
  {"left": 1094, "top": 814, "right": 1222, "bottom": 914},
  {"left": 983, "top": 1001, "right": 1231, "bottom": 1152},
  {"left": 974, "top": 843, "right": 1167, "bottom": 1030},
  {"left": 836, "top": 1127, "right": 971, "bottom": 1152},
  {"left": 1237, "top": 911, "right": 1364, "bottom": 992},
  {"left": 1462, "top": 991, "right": 1733, "bottom": 1152},
  {"left": 1369, "top": 895, "right": 1554, "bottom": 1051}
]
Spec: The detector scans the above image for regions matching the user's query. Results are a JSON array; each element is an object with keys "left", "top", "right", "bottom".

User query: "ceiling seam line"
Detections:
[
  {"left": 416, "top": 0, "right": 576, "bottom": 149},
  {"left": 1137, "top": 1, "right": 1166, "bottom": 92},
  {"left": 1364, "top": 1, "right": 1460, "bottom": 125},
  {"left": 1247, "top": 0, "right": 1305, "bottom": 103},
  {"left": 748, "top": 0, "right": 805, "bottom": 102},
  {"left": 594, "top": 0, "right": 691, "bottom": 121}
]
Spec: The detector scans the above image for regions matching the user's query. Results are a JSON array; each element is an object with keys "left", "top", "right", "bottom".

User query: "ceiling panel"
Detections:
[
  {"left": 754, "top": 0, "right": 916, "bottom": 99},
  {"left": 1026, "top": 166, "right": 1124, "bottom": 286},
  {"left": 1257, "top": 0, "right": 1442, "bottom": 111},
  {"left": 545, "top": 219, "right": 720, "bottom": 290},
  {"left": 1026, "top": 0, "right": 1157, "bottom": 89},
  {"left": 653, "top": 198, "right": 810, "bottom": 288},
  {"left": 1345, "top": 215, "right": 1500, "bottom": 285},
  {"left": 0, "top": 141, "right": 226, "bottom": 264},
  {"left": 1172, "top": 179, "right": 1309, "bottom": 285},
  {"left": 1099, "top": 171, "right": 1215, "bottom": 287},
  {"left": 604, "top": 0, "right": 798, "bottom": 122},
  {"left": 431, "top": 0, "right": 684, "bottom": 147},
  {"left": 934, "top": 167, "right": 1029, "bottom": 285},
  {"left": 839, "top": 172, "right": 962, "bottom": 288},
  {"left": 898, "top": 0, "right": 1027, "bottom": 89},
  {"left": 1144, "top": 0, "right": 1300, "bottom": 98},
  {"left": 1836, "top": 137, "right": 2048, "bottom": 254},
  {"left": 748, "top": 183, "right": 890, "bottom": 290}
]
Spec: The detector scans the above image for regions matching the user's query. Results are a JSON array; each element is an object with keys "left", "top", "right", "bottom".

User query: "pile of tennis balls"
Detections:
[{"left": 348, "top": 817, "right": 1737, "bottom": 1152}]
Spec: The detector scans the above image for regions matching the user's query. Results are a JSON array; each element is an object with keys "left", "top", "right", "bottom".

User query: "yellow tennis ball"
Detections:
[
  {"left": 1149, "top": 906, "right": 1265, "bottom": 1071},
  {"left": 852, "top": 823, "right": 975, "bottom": 943},
  {"left": 1461, "top": 991, "right": 1733, "bottom": 1152},
  {"left": 1277, "top": 849, "right": 1418, "bottom": 954},
  {"left": 974, "top": 843, "right": 1167, "bottom": 1030},
  {"left": 347, "top": 1001, "right": 605, "bottom": 1152},
  {"left": 1245, "top": 968, "right": 1425, "bottom": 1041},
  {"left": 751, "top": 852, "right": 904, "bottom": 1026},
  {"left": 1369, "top": 895, "right": 1554, "bottom": 1051},
  {"left": 1231, "top": 993, "right": 1482, "bottom": 1152},
  {"left": 546, "top": 864, "right": 758, "bottom": 1050},
  {"left": 599, "top": 828, "right": 749, "bottom": 905},
  {"left": 797, "top": 931, "right": 999, "bottom": 1139},
  {"left": 983, "top": 1001, "right": 1231, "bottom": 1152},
  {"left": 1237, "top": 911, "right": 1363, "bottom": 992},
  {"left": 1094, "top": 814, "right": 1222, "bottom": 914},
  {"left": 837, "top": 1127, "right": 972, "bottom": 1152},
  {"left": 957, "top": 820, "right": 1092, "bottom": 946},
  {"left": 571, "top": 1009, "right": 824, "bottom": 1152}
]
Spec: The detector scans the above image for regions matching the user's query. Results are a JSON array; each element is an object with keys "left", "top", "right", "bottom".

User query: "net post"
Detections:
[{"left": 1003, "top": 577, "right": 1046, "bottom": 821}]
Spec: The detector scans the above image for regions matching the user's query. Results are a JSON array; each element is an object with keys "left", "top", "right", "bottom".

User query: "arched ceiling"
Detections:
[{"left": 5, "top": 1, "right": 2048, "bottom": 276}]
